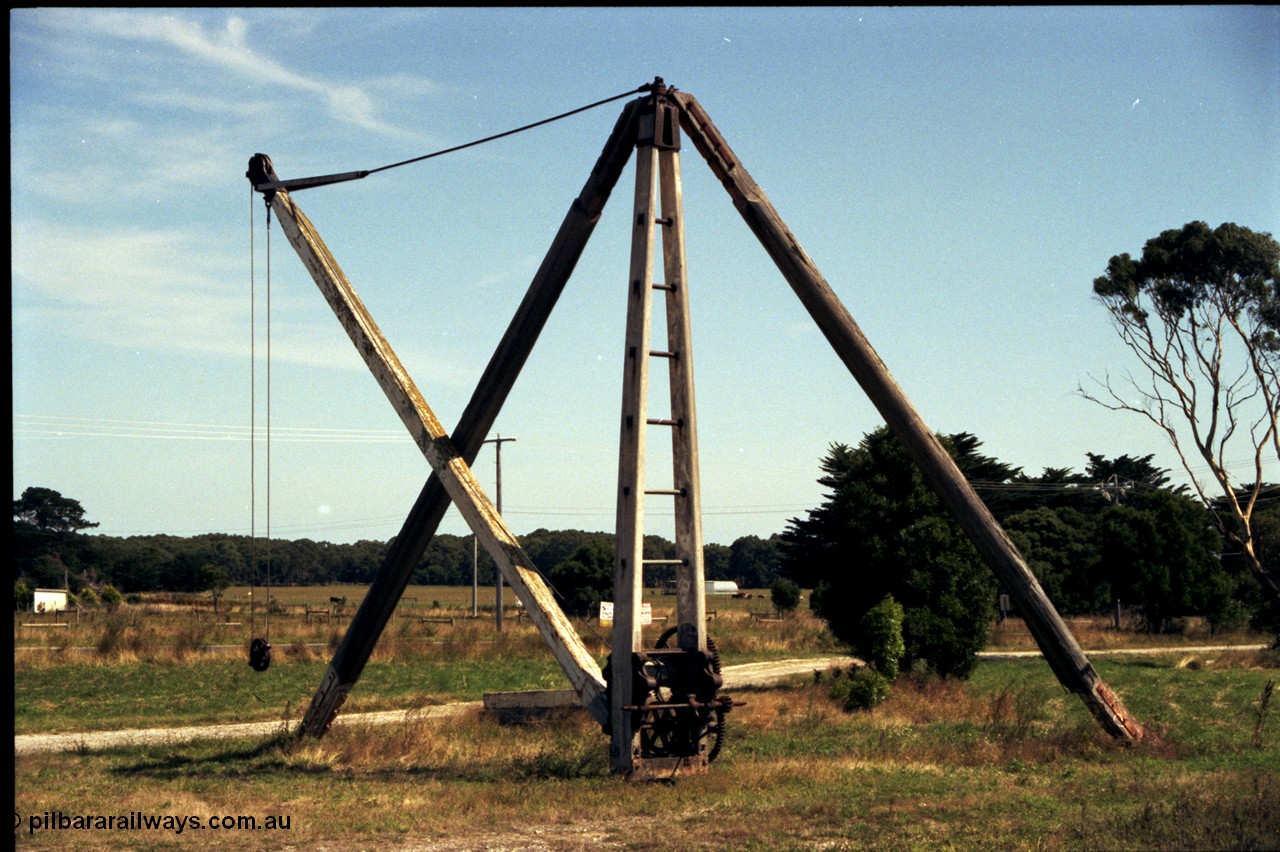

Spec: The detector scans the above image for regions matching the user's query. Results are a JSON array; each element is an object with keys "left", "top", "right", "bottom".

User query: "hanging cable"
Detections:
[
  {"left": 248, "top": 191, "right": 273, "bottom": 673},
  {"left": 265, "top": 206, "right": 273, "bottom": 641},
  {"left": 248, "top": 186, "right": 257, "bottom": 642}
]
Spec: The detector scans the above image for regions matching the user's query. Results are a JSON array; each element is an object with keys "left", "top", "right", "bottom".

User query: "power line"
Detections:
[
  {"left": 13, "top": 414, "right": 405, "bottom": 443},
  {"left": 16, "top": 413, "right": 403, "bottom": 432},
  {"left": 22, "top": 414, "right": 1272, "bottom": 480}
]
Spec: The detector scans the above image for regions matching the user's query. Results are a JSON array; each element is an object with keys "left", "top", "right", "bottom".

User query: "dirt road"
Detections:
[
  {"left": 976, "top": 643, "right": 1268, "bottom": 660},
  {"left": 15, "top": 655, "right": 852, "bottom": 757}
]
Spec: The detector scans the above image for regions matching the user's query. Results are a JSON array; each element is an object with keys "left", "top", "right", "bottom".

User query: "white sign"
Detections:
[{"left": 599, "top": 601, "right": 652, "bottom": 625}]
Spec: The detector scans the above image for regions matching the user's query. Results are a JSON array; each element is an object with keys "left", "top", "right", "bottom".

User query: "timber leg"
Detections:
[{"left": 267, "top": 100, "right": 642, "bottom": 736}]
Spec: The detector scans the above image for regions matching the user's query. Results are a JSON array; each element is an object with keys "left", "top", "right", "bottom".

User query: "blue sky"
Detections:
[{"left": 11, "top": 7, "right": 1279, "bottom": 546}]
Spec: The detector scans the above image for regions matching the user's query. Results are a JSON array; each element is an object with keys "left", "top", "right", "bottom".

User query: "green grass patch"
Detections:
[{"left": 14, "top": 652, "right": 572, "bottom": 734}]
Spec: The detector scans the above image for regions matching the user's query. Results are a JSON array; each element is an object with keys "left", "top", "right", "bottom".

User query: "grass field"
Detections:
[
  {"left": 13, "top": 583, "right": 792, "bottom": 653},
  {"left": 13, "top": 586, "right": 1280, "bottom": 850}
]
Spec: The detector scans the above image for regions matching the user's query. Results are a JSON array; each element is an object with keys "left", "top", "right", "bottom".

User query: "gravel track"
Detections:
[{"left": 15, "top": 656, "right": 852, "bottom": 756}]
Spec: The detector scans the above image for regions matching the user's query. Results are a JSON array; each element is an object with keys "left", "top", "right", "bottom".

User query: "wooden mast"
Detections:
[{"left": 610, "top": 84, "right": 710, "bottom": 775}]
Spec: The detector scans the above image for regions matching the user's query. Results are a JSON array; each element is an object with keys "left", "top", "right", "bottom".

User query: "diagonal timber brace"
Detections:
[
  {"left": 263, "top": 101, "right": 641, "bottom": 738},
  {"left": 261, "top": 182, "right": 611, "bottom": 728},
  {"left": 669, "top": 90, "right": 1143, "bottom": 742}
]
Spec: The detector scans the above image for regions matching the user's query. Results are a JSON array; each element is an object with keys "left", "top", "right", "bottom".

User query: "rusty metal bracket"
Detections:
[
  {"left": 637, "top": 101, "right": 681, "bottom": 152},
  {"left": 245, "top": 153, "right": 279, "bottom": 207},
  {"left": 247, "top": 153, "right": 369, "bottom": 200},
  {"left": 636, "top": 77, "right": 680, "bottom": 152}
]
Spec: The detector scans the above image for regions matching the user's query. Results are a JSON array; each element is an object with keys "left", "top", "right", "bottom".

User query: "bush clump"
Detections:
[
  {"left": 862, "top": 594, "right": 905, "bottom": 679},
  {"left": 830, "top": 666, "right": 892, "bottom": 711},
  {"left": 15, "top": 580, "right": 34, "bottom": 611},
  {"left": 771, "top": 577, "right": 801, "bottom": 616},
  {"left": 99, "top": 584, "right": 123, "bottom": 611},
  {"left": 779, "top": 429, "right": 996, "bottom": 679}
]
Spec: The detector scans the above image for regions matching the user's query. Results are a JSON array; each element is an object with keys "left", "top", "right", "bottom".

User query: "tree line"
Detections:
[
  {"left": 16, "top": 428, "right": 1277, "bottom": 637},
  {"left": 12, "top": 486, "right": 783, "bottom": 604}
]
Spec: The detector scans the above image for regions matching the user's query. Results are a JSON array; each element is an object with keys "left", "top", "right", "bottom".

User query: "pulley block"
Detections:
[{"left": 249, "top": 637, "right": 272, "bottom": 672}]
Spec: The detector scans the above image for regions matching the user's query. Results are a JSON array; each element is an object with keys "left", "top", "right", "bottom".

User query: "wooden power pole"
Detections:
[{"left": 486, "top": 434, "right": 517, "bottom": 632}]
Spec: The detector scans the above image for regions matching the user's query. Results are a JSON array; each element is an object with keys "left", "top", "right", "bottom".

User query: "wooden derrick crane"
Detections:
[{"left": 246, "top": 78, "right": 1142, "bottom": 778}]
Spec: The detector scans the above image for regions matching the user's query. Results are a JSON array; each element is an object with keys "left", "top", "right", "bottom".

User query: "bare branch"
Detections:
[{"left": 1083, "top": 222, "right": 1280, "bottom": 605}]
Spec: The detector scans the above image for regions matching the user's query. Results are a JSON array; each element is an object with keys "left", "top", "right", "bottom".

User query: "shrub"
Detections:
[
  {"left": 548, "top": 541, "right": 614, "bottom": 617},
  {"left": 99, "top": 584, "right": 123, "bottom": 611},
  {"left": 781, "top": 430, "right": 996, "bottom": 679},
  {"left": 14, "top": 580, "right": 33, "bottom": 611},
  {"left": 830, "top": 666, "right": 892, "bottom": 711},
  {"left": 771, "top": 577, "right": 801, "bottom": 616},
  {"left": 862, "top": 595, "right": 905, "bottom": 678},
  {"left": 809, "top": 581, "right": 827, "bottom": 614}
]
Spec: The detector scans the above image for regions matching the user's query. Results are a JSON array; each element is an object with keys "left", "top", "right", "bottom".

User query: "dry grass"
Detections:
[
  {"left": 14, "top": 590, "right": 841, "bottom": 673},
  {"left": 284, "top": 707, "right": 608, "bottom": 782},
  {"left": 22, "top": 588, "right": 1269, "bottom": 673},
  {"left": 17, "top": 585, "right": 1280, "bottom": 852},
  {"left": 18, "top": 658, "right": 1278, "bottom": 850},
  {"left": 986, "top": 614, "right": 1270, "bottom": 651},
  {"left": 1175, "top": 647, "right": 1280, "bottom": 671}
]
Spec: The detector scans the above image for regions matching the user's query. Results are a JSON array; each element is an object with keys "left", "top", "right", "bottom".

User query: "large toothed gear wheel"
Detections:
[{"left": 652, "top": 626, "right": 728, "bottom": 763}]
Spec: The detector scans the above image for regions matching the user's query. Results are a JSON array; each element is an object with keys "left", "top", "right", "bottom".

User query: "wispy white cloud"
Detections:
[
  {"left": 132, "top": 89, "right": 279, "bottom": 120},
  {"left": 32, "top": 9, "right": 425, "bottom": 136},
  {"left": 13, "top": 219, "right": 259, "bottom": 359},
  {"left": 11, "top": 219, "right": 477, "bottom": 387},
  {"left": 12, "top": 114, "right": 241, "bottom": 206}
]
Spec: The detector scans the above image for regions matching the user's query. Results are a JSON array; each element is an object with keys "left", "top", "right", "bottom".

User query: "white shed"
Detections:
[
  {"left": 704, "top": 580, "right": 739, "bottom": 595},
  {"left": 32, "top": 589, "right": 68, "bottom": 613}
]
